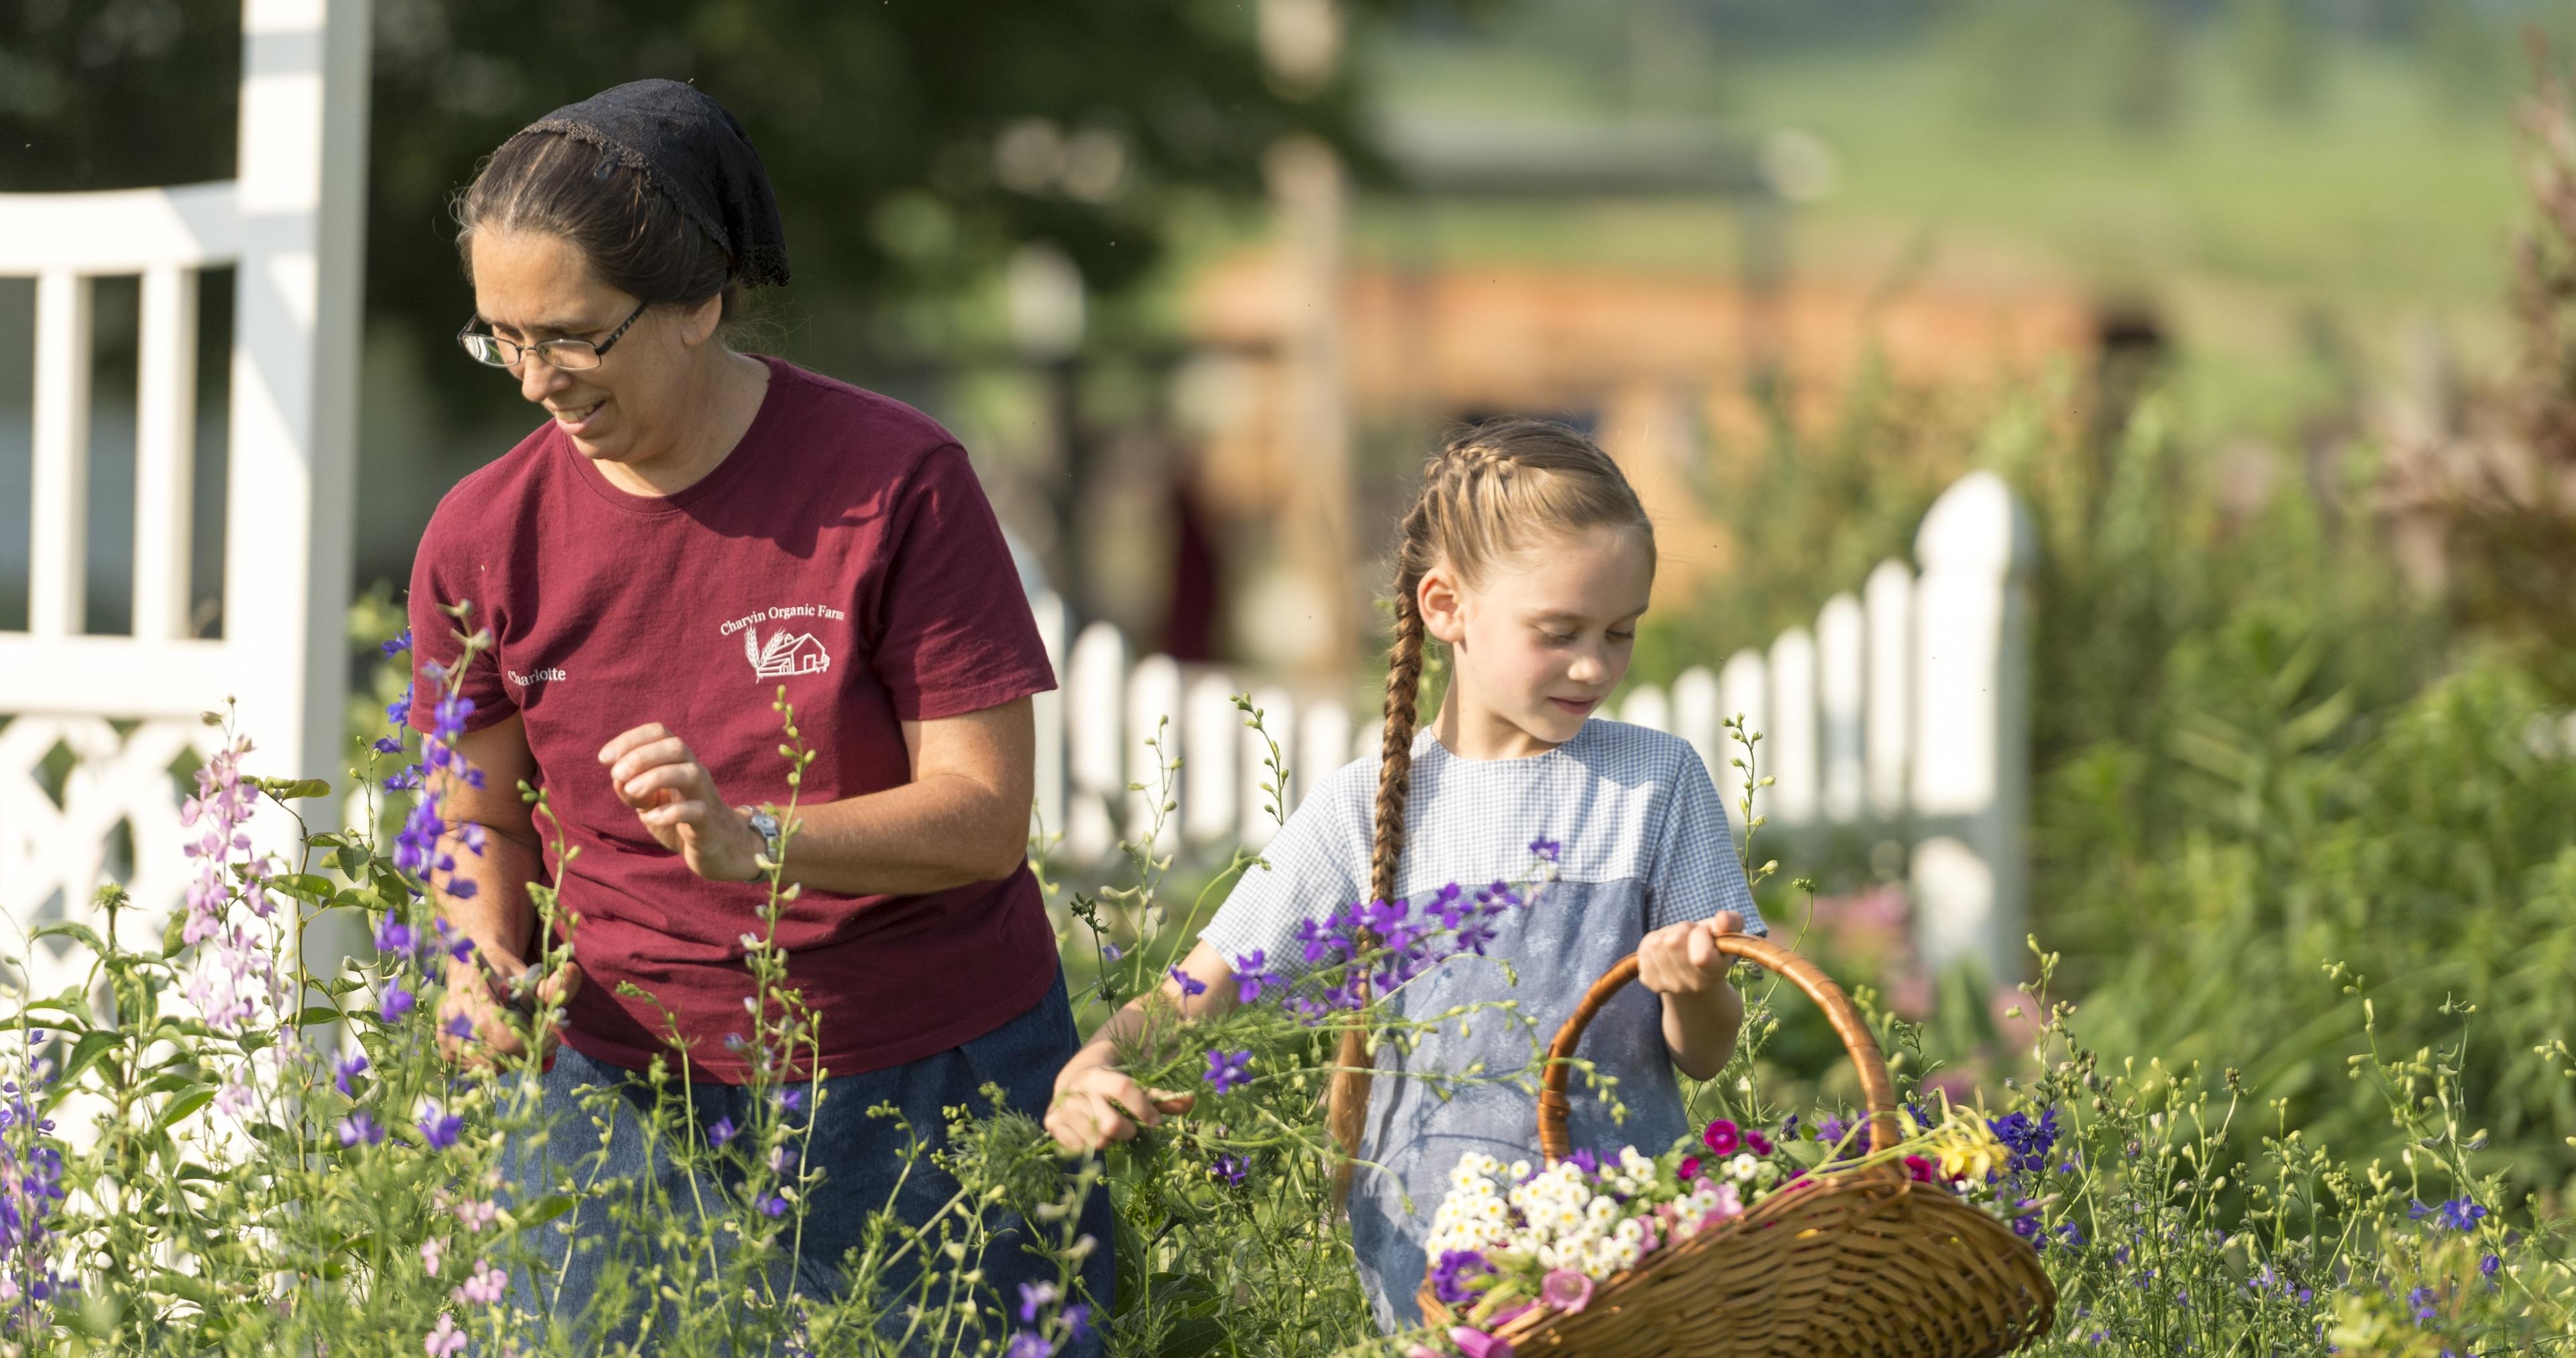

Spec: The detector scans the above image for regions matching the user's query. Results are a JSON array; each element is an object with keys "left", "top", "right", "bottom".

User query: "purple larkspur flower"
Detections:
[
  {"left": 1233, "top": 949, "right": 1285, "bottom": 1004},
  {"left": 1203, "top": 1049, "right": 1253, "bottom": 1094},
  {"left": 1169, "top": 965, "right": 1207, "bottom": 998},
  {"left": 418, "top": 1102, "right": 464, "bottom": 1151},
  {"left": 333, "top": 1053, "right": 368, "bottom": 1097},
  {"left": 337, "top": 1111, "right": 384, "bottom": 1147},
  {"left": 379, "top": 980, "right": 417, "bottom": 1024},
  {"left": 1210, "top": 1153, "right": 1248, "bottom": 1187},
  {"left": 708, "top": 1116, "right": 739, "bottom": 1149},
  {"left": 1018, "top": 1281, "right": 1057, "bottom": 1324},
  {"left": 1432, "top": 1249, "right": 1494, "bottom": 1306}
]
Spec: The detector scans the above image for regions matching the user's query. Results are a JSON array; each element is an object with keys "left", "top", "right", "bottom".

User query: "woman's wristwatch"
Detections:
[{"left": 744, "top": 807, "right": 783, "bottom": 878}]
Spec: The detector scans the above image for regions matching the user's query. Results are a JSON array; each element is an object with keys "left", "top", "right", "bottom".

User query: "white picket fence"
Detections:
[{"left": 1034, "top": 470, "right": 2037, "bottom": 984}]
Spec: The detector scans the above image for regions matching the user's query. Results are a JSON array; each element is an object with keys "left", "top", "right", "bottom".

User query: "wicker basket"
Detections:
[{"left": 1416, "top": 933, "right": 2056, "bottom": 1357}]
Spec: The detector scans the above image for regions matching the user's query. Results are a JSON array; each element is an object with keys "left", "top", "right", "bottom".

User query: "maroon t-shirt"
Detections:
[{"left": 407, "top": 357, "right": 1059, "bottom": 1083}]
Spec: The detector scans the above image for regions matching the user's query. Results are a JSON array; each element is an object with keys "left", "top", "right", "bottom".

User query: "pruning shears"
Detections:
[{"left": 472, "top": 950, "right": 548, "bottom": 1023}]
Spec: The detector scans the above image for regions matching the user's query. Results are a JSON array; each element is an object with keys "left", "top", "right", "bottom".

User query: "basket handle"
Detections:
[{"left": 1536, "top": 931, "right": 1898, "bottom": 1161}]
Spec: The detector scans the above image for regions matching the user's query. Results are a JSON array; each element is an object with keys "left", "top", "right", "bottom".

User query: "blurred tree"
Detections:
[
  {"left": 2416, "top": 0, "right": 2508, "bottom": 117},
  {"left": 0, "top": 0, "right": 239, "bottom": 189},
  {"left": 2226, "top": 0, "right": 2328, "bottom": 118},
  {"left": 1943, "top": 0, "right": 2183, "bottom": 136},
  {"left": 2, "top": 0, "right": 1446, "bottom": 411}
]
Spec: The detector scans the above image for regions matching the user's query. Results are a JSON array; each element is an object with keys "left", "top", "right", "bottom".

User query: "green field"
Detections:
[{"left": 1352, "top": 25, "right": 2538, "bottom": 432}]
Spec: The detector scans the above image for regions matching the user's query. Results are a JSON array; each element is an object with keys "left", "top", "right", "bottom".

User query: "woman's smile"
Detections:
[{"left": 550, "top": 397, "right": 607, "bottom": 437}]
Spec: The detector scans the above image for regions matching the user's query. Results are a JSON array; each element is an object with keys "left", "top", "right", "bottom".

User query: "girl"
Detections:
[{"left": 1046, "top": 418, "right": 1766, "bottom": 1332}]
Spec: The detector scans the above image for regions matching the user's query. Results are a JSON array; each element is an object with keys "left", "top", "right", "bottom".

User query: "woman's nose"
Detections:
[{"left": 517, "top": 352, "right": 568, "bottom": 405}]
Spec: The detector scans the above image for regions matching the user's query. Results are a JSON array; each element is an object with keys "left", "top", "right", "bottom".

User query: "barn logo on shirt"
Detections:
[{"left": 720, "top": 605, "right": 847, "bottom": 681}]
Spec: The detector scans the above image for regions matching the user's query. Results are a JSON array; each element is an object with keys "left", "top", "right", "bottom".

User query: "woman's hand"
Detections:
[
  {"left": 1638, "top": 910, "right": 1748, "bottom": 1000},
  {"left": 437, "top": 953, "right": 584, "bottom": 1072},
  {"left": 599, "top": 722, "right": 765, "bottom": 882},
  {"left": 1046, "top": 1061, "right": 1193, "bottom": 1152}
]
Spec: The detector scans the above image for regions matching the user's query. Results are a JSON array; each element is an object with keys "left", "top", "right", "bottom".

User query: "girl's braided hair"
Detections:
[{"left": 1325, "top": 417, "right": 1654, "bottom": 1204}]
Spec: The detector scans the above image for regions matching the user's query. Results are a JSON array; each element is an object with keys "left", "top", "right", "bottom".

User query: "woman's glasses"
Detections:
[{"left": 456, "top": 299, "right": 649, "bottom": 371}]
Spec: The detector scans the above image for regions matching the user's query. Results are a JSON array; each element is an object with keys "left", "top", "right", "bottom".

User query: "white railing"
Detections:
[
  {"left": 1, "top": 0, "right": 372, "bottom": 993},
  {"left": 1032, "top": 471, "right": 2036, "bottom": 984}
]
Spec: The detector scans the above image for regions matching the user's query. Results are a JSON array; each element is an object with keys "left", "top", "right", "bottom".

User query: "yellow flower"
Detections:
[{"left": 1931, "top": 1122, "right": 2010, "bottom": 1183}]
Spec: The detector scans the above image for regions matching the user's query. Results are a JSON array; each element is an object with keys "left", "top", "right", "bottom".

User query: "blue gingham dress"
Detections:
[{"left": 1197, "top": 719, "right": 1764, "bottom": 1332}]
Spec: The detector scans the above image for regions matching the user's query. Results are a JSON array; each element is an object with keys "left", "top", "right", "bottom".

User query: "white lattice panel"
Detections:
[{"left": 0, "top": 717, "right": 221, "bottom": 998}]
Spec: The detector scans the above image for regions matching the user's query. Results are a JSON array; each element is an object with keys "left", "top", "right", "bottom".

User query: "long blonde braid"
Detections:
[{"left": 1323, "top": 419, "right": 1651, "bottom": 1208}]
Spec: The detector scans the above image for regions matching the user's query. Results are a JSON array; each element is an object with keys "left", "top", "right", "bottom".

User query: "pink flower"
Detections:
[
  {"left": 1903, "top": 1154, "right": 1939, "bottom": 1184},
  {"left": 419, "top": 1239, "right": 444, "bottom": 1276},
  {"left": 424, "top": 1315, "right": 467, "bottom": 1357},
  {"left": 1407, "top": 1349, "right": 1440, "bottom": 1358},
  {"left": 1746, "top": 1129, "right": 1774, "bottom": 1155},
  {"left": 453, "top": 1259, "right": 506, "bottom": 1306},
  {"left": 1702, "top": 1119, "right": 1741, "bottom": 1155},
  {"left": 1699, "top": 1181, "right": 1745, "bottom": 1231},
  {"left": 1678, "top": 1155, "right": 1701, "bottom": 1181},
  {"left": 1540, "top": 1269, "right": 1593, "bottom": 1314},
  {"left": 1449, "top": 1327, "right": 1515, "bottom": 1358}
]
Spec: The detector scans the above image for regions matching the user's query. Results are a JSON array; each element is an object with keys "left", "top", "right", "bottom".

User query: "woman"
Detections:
[{"left": 405, "top": 80, "right": 1106, "bottom": 1349}]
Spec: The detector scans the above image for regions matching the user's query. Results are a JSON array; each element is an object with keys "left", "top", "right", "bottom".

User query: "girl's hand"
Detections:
[
  {"left": 1638, "top": 911, "right": 1746, "bottom": 1001},
  {"left": 1047, "top": 1063, "right": 1193, "bottom": 1151},
  {"left": 598, "top": 723, "right": 764, "bottom": 882}
]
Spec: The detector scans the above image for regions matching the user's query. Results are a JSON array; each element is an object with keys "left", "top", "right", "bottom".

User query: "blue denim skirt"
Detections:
[{"left": 500, "top": 965, "right": 1112, "bottom": 1354}]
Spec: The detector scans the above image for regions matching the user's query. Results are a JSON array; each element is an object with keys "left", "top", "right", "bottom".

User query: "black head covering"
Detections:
[{"left": 521, "top": 79, "right": 791, "bottom": 287}]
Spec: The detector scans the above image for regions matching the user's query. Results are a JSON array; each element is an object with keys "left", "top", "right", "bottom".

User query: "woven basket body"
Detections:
[{"left": 1417, "top": 935, "right": 2055, "bottom": 1357}]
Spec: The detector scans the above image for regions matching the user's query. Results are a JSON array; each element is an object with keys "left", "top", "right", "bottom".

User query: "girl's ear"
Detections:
[{"left": 1419, "top": 564, "right": 1468, "bottom": 646}]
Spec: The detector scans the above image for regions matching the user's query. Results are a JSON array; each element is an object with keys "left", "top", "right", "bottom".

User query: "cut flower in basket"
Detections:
[{"left": 1419, "top": 1098, "right": 2050, "bottom": 1343}]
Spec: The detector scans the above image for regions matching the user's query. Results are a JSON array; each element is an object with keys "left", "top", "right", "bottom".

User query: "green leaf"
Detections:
[
  {"left": 1151, "top": 1316, "right": 1230, "bottom": 1358},
  {"left": 148, "top": 1271, "right": 221, "bottom": 1310},
  {"left": 30, "top": 921, "right": 107, "bottom": 954},
  {"left": 272, "top": 873, "right": 336, "bottom": 905},
  {"left": 137, "top": 1061, "right": 205, "bottom": 1090},
  {"left": 292, "top": 1005, "right": 347, "bottom": 1027},
  {"left": 50, "top": 1028, "right": 121, "bottom": 1091},
  {"left": 512, "top": 1194, "right": 578, "bottom": 1231},
  {"left": 256, "top": 776, "right": 333, "bottom": 800},
  {"left": 156, "top": 1087, "right": 216, "bottom": 1133}
]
